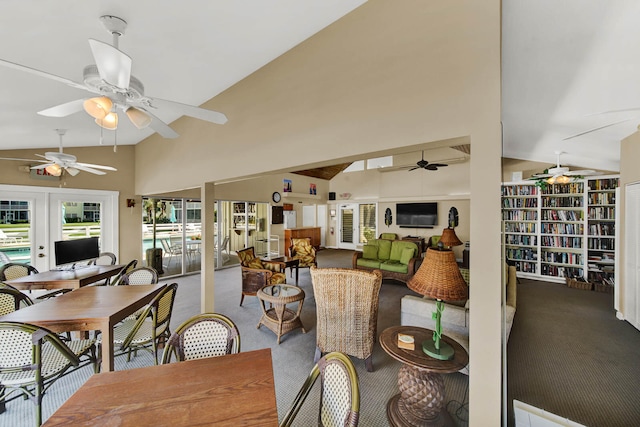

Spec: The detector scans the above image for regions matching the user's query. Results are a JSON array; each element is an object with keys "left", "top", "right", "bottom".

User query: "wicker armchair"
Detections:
[
  {"left": 0, "top": 321, "right": 97, "bottom": 426},
  {"left": 161, "top": 313, "right": 240, "bottom": 364},
  {"left": 289, "top": 238, "right": 317, "bottom": 270},
  {"left": 237, "top": 247, "right": 286, "bottom": 306},
  {"left": 280, "top": 352, "right": 360, "bottom": 427},
  {"left": 109, "top": 283, "right": 178, "bottom": 365},
  {"left": 310, "top": 267, "right": 383, "bottom": 372}
]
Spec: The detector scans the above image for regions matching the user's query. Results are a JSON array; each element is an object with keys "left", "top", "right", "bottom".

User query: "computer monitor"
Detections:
[{"left": 54, "top": 237, "right": 100, "bottom": 267}]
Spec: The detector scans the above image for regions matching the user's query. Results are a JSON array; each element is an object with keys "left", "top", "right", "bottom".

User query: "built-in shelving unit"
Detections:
[{"left": 501, "top": 175, "right": 619, "bottom": 287}]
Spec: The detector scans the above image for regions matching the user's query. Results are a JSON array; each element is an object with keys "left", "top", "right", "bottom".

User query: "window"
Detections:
[{"left": 359, "top": 204, "right": 376, "bottom": 243}]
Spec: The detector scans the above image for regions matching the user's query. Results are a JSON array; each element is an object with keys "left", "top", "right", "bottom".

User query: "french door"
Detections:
[
  {"left": 0, "top": 185, "right": 118, "bottom": 271},
  {"left": 338, "top": 203, "right": 359, "bottom": 250}
]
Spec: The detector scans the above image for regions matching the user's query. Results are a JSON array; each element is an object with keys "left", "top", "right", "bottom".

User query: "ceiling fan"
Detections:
[
  {"left": 408, "top": 151, "right": 448, "bottom": 171},
  {"left": 0, "top": 129, "right": 116, "bottom": 176},
  {"left": 0, "top": 15, "right": 227, "bottom": 139},
  {"left": 529, "top": 151, "right": 597, "bottom": 184}
]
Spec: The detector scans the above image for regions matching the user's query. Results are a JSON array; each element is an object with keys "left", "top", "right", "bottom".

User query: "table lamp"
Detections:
[
  {"left": 407, "top": 247, "right": 468, "bottom": 360},
  {"left": 439, "top": 227, "right": 463, "bottom": 248}
]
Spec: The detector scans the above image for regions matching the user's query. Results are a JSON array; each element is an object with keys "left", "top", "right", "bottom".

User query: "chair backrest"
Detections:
[
  {"left": 121, "top": 283, "right": 178, "bottom": 351},
  {"left": 161, "top": 313, "right": 241, "bottom": 364},
  {"left": 237, "top": 247, "right": 256, "bottom": 266},
  {"left": 0, "top": 286, "right": 33, "bottom": 316},
  {"left": 379, "top": 232, "right": 398, "bottom": 240},
  {"left": 280, "top": 352, "right": 360, "bottom": 427},
  {"left": 118, "top": 266, "right": 159, "bottom": 285},
  {"left": 310, "top": 267, "right": 382, "bottom": 362},
  {"left": 0, "top": 263, "right": 39, "bottom": 281},
  {"left": 93, "top": 252, "right": 117, "bottom": 266},
  {"left": 110, "top": 259, "right": 138, "bottom": 285}
]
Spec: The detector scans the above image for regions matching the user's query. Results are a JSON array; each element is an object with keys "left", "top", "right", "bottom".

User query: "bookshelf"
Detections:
[{"left": 501, "top": 175, "right": 619, "bottom": 286}]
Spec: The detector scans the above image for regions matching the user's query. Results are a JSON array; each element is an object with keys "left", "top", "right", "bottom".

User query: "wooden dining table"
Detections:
[
  {"left": 4, "top": 264, "right": 124, "bottom": 291},
  {"left": 43, "top": 348, "right": 279, "bottom": 426},
  {"left": 0, "top": 283, "right": 166, "bottom": 372}
]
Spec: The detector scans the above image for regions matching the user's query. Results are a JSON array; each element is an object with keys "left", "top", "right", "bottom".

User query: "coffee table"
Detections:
[
  {"left": 257, "top": 284, "right": 306, "bottom": 343},
  {"left": 380, "top": 325, "right": 468, "bottom": 426},
  {"left": 265, "top": 256, "right": 300, "bottom": 284}
]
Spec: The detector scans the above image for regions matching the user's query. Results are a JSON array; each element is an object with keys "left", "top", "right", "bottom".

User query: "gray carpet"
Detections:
[
  {"left": 3, "top": 249, "right": 469, "bottom": 426},
  {"left": 507, "top": 278, "right": 640, "bottom": 426}
]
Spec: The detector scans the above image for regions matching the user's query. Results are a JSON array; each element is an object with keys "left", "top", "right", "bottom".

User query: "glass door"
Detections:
[
  {"left": 0, "top": 191, "right": 46, "bottom": 271},
  {"left": 338, "top": 203, "right": 358, "bottom": 250}
]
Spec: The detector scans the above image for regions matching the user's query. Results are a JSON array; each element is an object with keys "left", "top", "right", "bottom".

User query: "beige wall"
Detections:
[
  {"left": 135, "top": 1, "right": 502, "bottom": 424},
  {"left": 0, "top": 145, "right": 139, "bottom": 263},
  {"left": 618, "top": 131, "right": 640, "bottom": 318}
]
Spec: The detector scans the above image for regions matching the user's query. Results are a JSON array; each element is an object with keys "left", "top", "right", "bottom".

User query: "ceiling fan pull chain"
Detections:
[
  {"left": 113, "top": 129, "right": 117, "bottom": 153},
  {"left": 99, "top": 125, "right": 103, "bottom": 145}
]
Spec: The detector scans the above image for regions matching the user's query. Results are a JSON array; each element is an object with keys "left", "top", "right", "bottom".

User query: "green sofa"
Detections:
[{"left": 352, "top": 239, "right": 421, "bottom": 284}]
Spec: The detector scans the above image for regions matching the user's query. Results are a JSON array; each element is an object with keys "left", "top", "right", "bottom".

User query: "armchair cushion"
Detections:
[{"left": 246, "top": 258, "right": 264, "bottom": 269}]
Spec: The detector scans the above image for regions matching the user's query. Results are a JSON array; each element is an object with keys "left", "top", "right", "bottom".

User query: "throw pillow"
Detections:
[
  {"left": 363, "top": 244, "right": 378, "bottom": 259},
  {"left": 400, "top": 247, "right": 415, "bottom": 265},
  {"left": 247, "top": 258, "right": 264, "bottom": 269}
]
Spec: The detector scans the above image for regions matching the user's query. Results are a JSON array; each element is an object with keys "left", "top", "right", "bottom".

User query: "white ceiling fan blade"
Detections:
[
  {"left": 566, "top": 169, "right": 597, "bottom": 176},
  {"left": 88, "top": 39, "right": 132, "bottom": 90},
  {"left": 0, "top": 157, "right": 47, "bottom": 163},
  {"left": 150, "top": 97, "right": 228, "bottom": 124},
  {"left": 75, "top": 162, "right": 117, "bottom": 171},
  {"left": 71, "top": 164, "right": 106, "bottom": 175},
  {"left": 38, "top": 99, "right": 86, "bottom": 117},
  {"left": 562, "top": 118, "right": 634, "bottom": 141},
  {"left": 142, "top": 109, "right": 179, "bottom": 138},
  {"left": 0, "top": 58, "right": 88, "bottom": 91}
]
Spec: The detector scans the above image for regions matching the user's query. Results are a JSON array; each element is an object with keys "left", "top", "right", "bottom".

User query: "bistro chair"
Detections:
[
  {"left": 161, "top": 313, "right": 240, "bottom": 364},
  {"left": 93, "top": 252, "right": 117, "bottom": 266},
  {"left": 310, "top": 267, "right": 382, "bottom": 372},
  {"left": 108, "top": 259, "right": 138, "bottom": 285},
  {"left": 237, "top": 247, "right": 287, "bottom": 306},
  {"left": 114, "top": 266, "right": 159, "bottom": 286},
  {"left": 279, "top": 352, "right": 360, "bottom": 427},
  {"left": 110, "top": 283, "right": 178, "bottom": 365},
  {"left": 0, "top": 286, "right": 33, "bottom": 315},
  {"left": 0, "top": 321, "right": 98, "bottom": 426}
]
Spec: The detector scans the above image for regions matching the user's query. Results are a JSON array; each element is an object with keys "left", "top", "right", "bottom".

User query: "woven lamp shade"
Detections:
[
  {"left": 407, "top": 248, "right": 468, "bottom": 301},
  {"left": 439, "top": 227, "right": 463, "bottom": 247}
]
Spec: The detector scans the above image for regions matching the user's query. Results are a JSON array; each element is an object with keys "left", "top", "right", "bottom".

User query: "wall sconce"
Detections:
[
  {"left": 330, "top": 209, "right": 336, "bottom": 217},
  {"left": 126, "top": 199, "right": 136, "bottom": 208}
]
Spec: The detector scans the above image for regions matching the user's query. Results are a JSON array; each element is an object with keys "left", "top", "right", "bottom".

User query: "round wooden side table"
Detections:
[
  {"left": 380, "top": 325, "right": 469, "bottom": 427},
  {"left": 257, "top": 284, "right": 306, "bottom": 344}
]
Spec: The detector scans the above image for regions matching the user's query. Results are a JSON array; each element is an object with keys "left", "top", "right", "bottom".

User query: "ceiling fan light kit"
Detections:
[{"left": 0, "top": 14, "right": 227, "bottom": 140}]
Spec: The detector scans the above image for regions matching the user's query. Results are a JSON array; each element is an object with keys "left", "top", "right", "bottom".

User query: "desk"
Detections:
[
  {"left": 380, "top": 326, "right": 468, "bottom": 427},
  {"left": 5, "top": 264, "right": 124, "bottom": 291},
  {"left": 0, "top": 284, "right": 166, "bottom": 372},
  {"left": 43, "top": 348, "right": 279, "bottom": 427}
]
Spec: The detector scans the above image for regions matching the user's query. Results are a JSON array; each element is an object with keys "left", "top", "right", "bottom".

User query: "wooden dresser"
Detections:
[{"left": 284, "top": 227, "right": 321, "bottom": 255}]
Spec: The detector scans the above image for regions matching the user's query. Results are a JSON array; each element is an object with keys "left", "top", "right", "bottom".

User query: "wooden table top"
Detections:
[
  {"left": 5, "top": 264, "right": 124, "bottom": 290},
  {"left": 0, "top": 283, "right": 166, "bottom": 333},
  {"left": 43, "top": 348, "right": 279, "bottom": 427},
  {"left": 380, "top": 325, "right": 469, "bottom": 374}
]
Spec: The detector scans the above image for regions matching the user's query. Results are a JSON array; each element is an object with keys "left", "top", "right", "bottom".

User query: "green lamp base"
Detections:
[{"left": 422, "top": 339, "right": 455, "bottom": 360}]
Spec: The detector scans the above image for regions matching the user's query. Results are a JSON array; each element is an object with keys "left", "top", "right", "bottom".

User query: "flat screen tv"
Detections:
[
  {"left": 54, "top": 237, "right": 100, "bottom": 266},
  {"left": 396, "top": 202, "right": 438, "bottom": 228}
]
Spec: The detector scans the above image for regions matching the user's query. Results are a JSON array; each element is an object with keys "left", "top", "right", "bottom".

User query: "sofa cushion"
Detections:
[
  {"left": 363, "top": 244, "right": 378, "bottom": 260},
  {"left": 380, "top": 260, "right": 408, "bottom": 273},
  {"left": 377, "top": 239, "right": 392, "bottom": 260},
  {"left": 246, "top": 258, "right": 264, "bottom": 269},
  {"left": 399, "top": 247, "right": 415, "bottom": 265},
  {"left": 357, "top": 258, "right": 382, "bottom": 269},
  {"left": 389, "top": 241, "right": 413, "bottom": 261}
]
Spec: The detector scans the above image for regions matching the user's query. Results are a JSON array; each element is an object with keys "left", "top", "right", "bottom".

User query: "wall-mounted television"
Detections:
[
  {"left": 54, "top": 237, "right": 100, "bottom": 267},
  {"left": 396, "top": 202, "right": 438, "bottom": 228}
]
